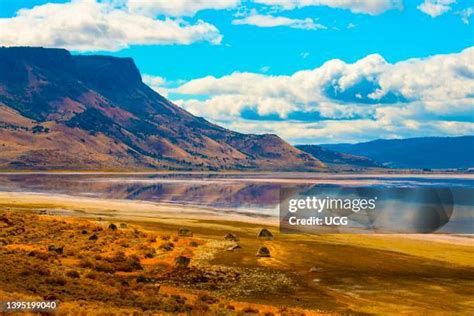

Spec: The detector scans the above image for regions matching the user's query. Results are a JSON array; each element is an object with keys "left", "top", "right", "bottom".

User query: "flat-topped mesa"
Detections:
[
  {"left": 0, "top": 47, "right": 143, "bottom": 94},
  {"left": 74, "top": 55, "right": 143, "bottom": 92},
  {"left": 0, "top": 46, "right": 325, "bottom": 171}
]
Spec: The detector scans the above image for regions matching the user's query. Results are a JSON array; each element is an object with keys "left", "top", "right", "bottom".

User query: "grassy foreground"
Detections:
[{"left": 0, "top": 197, "right": 473, "bottom": 315}]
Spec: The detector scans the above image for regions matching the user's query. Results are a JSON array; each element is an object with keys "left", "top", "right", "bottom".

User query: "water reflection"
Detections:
[{"left": 0, "top": 173, "right": 473, "bottom": 213}]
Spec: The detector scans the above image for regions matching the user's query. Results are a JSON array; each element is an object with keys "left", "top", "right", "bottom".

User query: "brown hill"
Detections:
[{"left": 0, "top": 47, "right": 324, "bottom": 171}]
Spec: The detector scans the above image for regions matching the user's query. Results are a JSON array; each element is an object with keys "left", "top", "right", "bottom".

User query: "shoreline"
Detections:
[
  {"left": 0, "top": 191, "right": 278, "bottom": 225},
  {"left": 1, "top": 170, "right": 473, "bottom": 177},
  {"left": 1, "top": 191, "right": 472, "bottom": 248}
]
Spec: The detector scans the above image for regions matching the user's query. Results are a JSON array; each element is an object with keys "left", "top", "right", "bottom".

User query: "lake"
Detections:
[{"left": 0, "top": 172, "right": 473, "bottom": 233}]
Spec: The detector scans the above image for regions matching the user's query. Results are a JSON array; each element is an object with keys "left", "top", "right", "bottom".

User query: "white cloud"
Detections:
[
  {"left": 232, "top": 13, "right": 326, "bottom": 30},
  {"left": 347, "top": 23, "right": 357, "bottom": 29},
  {"left": 127, "top": 0, "right": 241, "bottom": 17},
  {"left": 300, "top": 52, "right": 310, "bottom": 59},
  {"left": 0, "top": 0, "right": 222, "bottom": 51},
  {"left": 221, "top": 119, "right": 474, "bottom": 144},
  {"left": 170, "top": 47, "right": 474, "bottom": 143},
  {"left": 253, "top": 0, "right": 404, "bottom": 15},
  {"left": 458, "top": 7, "right": 473, "bottom": 24},
  {"left": 142, "top": 75, "right": 170, "bottom": 97},
  {"left": 417, "top": 0, "right": 456, "bottom": 17},
  {"left": 143, "top": 75, "right": 166, "bottom": 87}
]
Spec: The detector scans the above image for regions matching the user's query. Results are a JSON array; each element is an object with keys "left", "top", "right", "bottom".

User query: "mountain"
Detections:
[
  {"left": 322, "top": 136, "right": 474, "bottom": 169},
  {"left": 0, "top": 47, "right": 324, "bottom": 171},
  {"left": 295, "top": 145, "right": 380, "bottom": 168}
]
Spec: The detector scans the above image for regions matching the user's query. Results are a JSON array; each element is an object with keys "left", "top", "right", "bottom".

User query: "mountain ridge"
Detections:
[
  {"left": 0, "top": 46, "right": 324, "bottom": 171},
  {"left": 295, "top": 145, "right": 381, "bottom": 168},
  {"left": 321, "top": 136, "right": 474, "bottom": 169}
]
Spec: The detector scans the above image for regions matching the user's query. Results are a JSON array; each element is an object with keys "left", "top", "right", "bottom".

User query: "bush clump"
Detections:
[
  {"left": 66, "top": 270, "right": 80, "bottom": 279},
  {"left": 45, "top": 276, "right": 67, "bottom": 286},
  {"left": 242, "top": 306, "right": 259, "bottom": 314}
]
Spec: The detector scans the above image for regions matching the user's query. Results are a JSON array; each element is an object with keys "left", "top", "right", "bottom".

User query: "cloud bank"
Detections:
[
  {"left": 2, "top": 0, "right": 469, "bottom": 53},
  {"left": 0, "top": 0, "right": 222, "bottom": 51},
  {"left": 169, "top": 48, "right": 474, "bottom": 143}
]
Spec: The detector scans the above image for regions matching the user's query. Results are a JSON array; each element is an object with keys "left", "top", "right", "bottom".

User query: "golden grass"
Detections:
[{"left": 1, "top": 196, "right": 473, "bottom": 315}]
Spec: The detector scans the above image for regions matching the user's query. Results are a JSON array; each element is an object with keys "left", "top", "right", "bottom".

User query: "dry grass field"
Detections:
[{"left": 0, "top": 196, "right": 473, "bottom": 315}]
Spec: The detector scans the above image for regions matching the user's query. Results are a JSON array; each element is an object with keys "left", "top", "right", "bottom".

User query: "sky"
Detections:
[{"left": 0, "top": 0, "right": 473, "bottom": 144}]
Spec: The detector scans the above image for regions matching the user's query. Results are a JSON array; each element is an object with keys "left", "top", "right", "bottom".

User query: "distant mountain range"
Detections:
[
  {"left": 0, "top": 47, "right": 324, "bottom": 171},
  {"left": 320, "top": 136, "right": 474, "bottom": 169},
  {"left": 295, "top": 145, "right": 380, "bottom": 168}
]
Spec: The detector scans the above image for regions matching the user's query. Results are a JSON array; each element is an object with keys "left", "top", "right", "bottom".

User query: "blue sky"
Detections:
[
  {"left": 117, "top": 0, "right": 473, "bottom": 81},
  {"left": 0, "top": 0, "right": 473, "bottom": 143}
]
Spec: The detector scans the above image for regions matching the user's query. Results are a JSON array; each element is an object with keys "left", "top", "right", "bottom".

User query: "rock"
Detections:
[
  {"left": 108, "top": 223, "right": 117, "bottom": 231},
  {"left": 189, "top": 241, "right": 199, "bottom": 247},
  {"left": 81, "top": 229, "right": 88, "bottom": 235},
  {"left": 257, "top": 228, "right": 273, "bottom": 240},
  {"left": 88, "top": 234, "right": 98, "bottom": 241},
  {"left": 174, "top": 256, "right": 191, "bottom": 269},
  {"left": 227, "top": 244, "right": 242, "bottom": 252},
  {"left": 309, "top": 267, "right": 322, "bottom": 273},
  {"left": 47, "top": 245, "right": 63, "bottom": 254},
  {"left": 119, "top": 223, "right": 127, "bottom": 228},
  {"left": 178, "top": 228, "right": 193, "bottom": 237},
  {"left": 159, "top": 242, "right": 174, "bottom": 251},
  {"left": 224, "top": 233, "right": 240, "bottom": 241},
  {"left": 256, "top": 246, "right": 271, "bottom": 257}
]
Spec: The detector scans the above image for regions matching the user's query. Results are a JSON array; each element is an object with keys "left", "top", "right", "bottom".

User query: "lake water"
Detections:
[{"left": 0, "top": 173, "right": 473, "bottom": 233}]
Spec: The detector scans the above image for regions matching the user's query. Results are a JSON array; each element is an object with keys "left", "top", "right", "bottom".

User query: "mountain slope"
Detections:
[
  {"left": 0, "top": 47, "right": 324, "bottom": 171},
  {"left": 322, "top": 136, "right": 474, "bottom": 169},
  {"left": 295, "top": 145, "right": 380, "bottom": 168}
]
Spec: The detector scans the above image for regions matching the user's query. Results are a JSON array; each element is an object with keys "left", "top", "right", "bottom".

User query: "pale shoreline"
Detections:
[
  {"left": 0, "top": 191, "right": 277, "bottom": 225},
  {"left": 1, "top": 170, "right": 473, "bottom": 179},
  {"left": 0, "top": 191, "right": 472, "bottom": 247}
]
